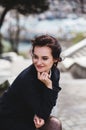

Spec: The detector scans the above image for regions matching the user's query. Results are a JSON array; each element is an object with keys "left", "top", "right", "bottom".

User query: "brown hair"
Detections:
[{"left": 31, "top": 34, "right": 62, "bottom": 66}]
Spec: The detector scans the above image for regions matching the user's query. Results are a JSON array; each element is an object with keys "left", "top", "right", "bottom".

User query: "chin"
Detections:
[
  {"left": 37, "top": 70, "right": 44, "bottom": 73},
  {"left": 36, "top": 69, "right": 45, "bottom": 73}
]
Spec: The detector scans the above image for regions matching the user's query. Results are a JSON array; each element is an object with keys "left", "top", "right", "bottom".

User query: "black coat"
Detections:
[{"left": 0, "top": 64, "right": 61, "bottom": 130}]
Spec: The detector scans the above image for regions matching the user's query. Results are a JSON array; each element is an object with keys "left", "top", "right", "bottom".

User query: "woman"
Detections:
[{"left": 0, "top": 34, "right": 62, "bottom": 130}]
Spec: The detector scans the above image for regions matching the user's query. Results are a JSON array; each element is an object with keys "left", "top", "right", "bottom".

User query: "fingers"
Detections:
[
  {"left": 38, "top": 72, "right": 50, "bottom": 80},
  {"left": 37, "top": 72, "right": 52, "bottom": 88},
  {"left": 33, "top": 115, "right": 45, "bottom": 128}
]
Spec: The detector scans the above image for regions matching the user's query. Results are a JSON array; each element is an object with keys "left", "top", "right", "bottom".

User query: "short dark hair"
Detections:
[{"left": 31, "top": 34, "right": 62, "bottom": 65}]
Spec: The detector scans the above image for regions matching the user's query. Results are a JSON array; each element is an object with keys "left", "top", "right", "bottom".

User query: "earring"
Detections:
[{"left": 58, "top": 57, "right": 62, "bottom": 62}]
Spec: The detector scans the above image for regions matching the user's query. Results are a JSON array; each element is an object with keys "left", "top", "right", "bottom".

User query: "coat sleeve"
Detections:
[
  {"left": 20, "top": 77, "right": 60, "bottom": 121},
  {"left": 10, "top": 65, "right": 61, "bottom": 121}
]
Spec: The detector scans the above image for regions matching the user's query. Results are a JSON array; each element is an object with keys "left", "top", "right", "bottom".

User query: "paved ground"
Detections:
[
  {"left": 52, "top": 73, "right": 86, "bottom": 130},
  {"left": 0, "top": 59, "right": 86, "bottom": 130}
]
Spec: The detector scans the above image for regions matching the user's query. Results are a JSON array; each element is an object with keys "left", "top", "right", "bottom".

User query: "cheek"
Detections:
[
  {"left": 47, "top": 60, "right": 54, "bottom": 67},
  {"left": 32, "top": 59, "right": 34, "bottom": 63},
  {"left": 32, "top": 59, "right": 36, "bottom": 64}
]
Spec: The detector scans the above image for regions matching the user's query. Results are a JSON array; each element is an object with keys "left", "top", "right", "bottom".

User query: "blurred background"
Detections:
[{"left": 0, "top": 0, "right": 86, "bottom": 130}]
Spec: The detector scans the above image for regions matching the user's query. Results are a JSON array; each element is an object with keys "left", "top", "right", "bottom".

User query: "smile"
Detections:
[{"left": 36, "top": 66, "right": 44, "bottom": 69}]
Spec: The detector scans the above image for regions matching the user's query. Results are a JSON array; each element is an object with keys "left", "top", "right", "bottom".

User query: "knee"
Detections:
[
  {"left": 49, "top": 116, "right": 62, "bottom": 130},
  {"left": 39, "top": 116, "right": 62, "bottom": 130}
]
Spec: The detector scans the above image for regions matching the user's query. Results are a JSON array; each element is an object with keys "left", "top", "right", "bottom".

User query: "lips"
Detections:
[{"left": 36, "top": 66, "right": 44, "bottom": 69}]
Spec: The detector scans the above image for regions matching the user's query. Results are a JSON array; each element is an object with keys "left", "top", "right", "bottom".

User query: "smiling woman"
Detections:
[
  {"left": 32, "top": 46, "right": 55, "bottom": 73},
  {"left": 0, "top": 34, "right": 62, "bottom": 130}
]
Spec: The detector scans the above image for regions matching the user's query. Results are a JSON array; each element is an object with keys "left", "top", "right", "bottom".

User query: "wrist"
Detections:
[{"left": 47, "top": 82, "right": 52, "bottom": 89}]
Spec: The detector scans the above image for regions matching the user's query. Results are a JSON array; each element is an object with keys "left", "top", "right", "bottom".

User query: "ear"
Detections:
[
  {"left": 54, "top": 59, "right": 58, "bottom": 63},
  {"left": 54, "top": 58, "right": 62, "bottom": 63}
]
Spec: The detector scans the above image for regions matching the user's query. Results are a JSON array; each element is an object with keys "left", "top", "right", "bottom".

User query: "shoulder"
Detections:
[
  {"left": 18, "top": 64, "right": 36, "bottom": 78},
  {"left": 9, "top": 64, "right": 37, "bottom": 91},
  {"left": 11, "top": 64, "right": 37, "bottom": 85},
  {"left": 51, "top": 66, "right": 60, "bottom": 81},
  {"left": 51, "top": 66, "right": 61, "bottom": 92}
]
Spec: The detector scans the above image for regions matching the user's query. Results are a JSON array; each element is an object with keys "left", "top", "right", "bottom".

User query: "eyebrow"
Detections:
[{"left": 33, "top": 53, "right": 49, "bottom": 57}]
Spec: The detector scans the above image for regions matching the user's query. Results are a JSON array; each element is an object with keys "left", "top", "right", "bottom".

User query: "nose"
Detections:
[{"left": 36, "top": 59, "right": 42, "bottom": 65}]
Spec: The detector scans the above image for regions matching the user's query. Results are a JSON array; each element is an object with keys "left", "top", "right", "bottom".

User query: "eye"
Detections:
[
  {"left": 42, "top": 57, "right": 48, "bottom": 60},
  {"left": 32, "top": 54, "right": 38, "bottom": 59}
]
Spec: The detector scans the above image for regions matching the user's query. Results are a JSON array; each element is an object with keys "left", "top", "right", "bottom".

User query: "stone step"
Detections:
[{"left": 61, "top": 39, "right": 86, "bottom": 58}]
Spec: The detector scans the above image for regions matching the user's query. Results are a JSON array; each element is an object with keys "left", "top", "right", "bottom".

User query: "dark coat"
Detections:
[{"left": 0, "top": 64, "right": 61, "bottom": 130}]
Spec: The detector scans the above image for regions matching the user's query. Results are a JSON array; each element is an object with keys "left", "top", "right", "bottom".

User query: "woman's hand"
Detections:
[
  {"left": 33, "top": 115, "right": 45, "bottom": 128},
  {"left": 38, "top": 72, "right": 52, "bottom": 89}
]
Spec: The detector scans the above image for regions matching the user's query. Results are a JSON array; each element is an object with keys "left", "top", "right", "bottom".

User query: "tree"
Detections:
[
  {"left": 73, "top": 0, "right": 86, "bottom": 13},
  {"left": 66, "top": 0, "right": 86, "bottom": 13},
  {"left": 0, "top": 0, "right": 49, "bottom": 28},
  {"left": 8, "top": 10, "right": 20, "bottom": 53},
  {"left": 0, "top": 0, "right": 49, "bottom": 54},
  {"left": 79, "top": 0, "right": 86, "bottom": 13}
]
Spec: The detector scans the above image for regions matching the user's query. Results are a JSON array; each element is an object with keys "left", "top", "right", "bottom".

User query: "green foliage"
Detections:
[
  {"left": 0, "top": 80, "right": 10, "bottom": 96},
  {"left": 0, "top": 80, "right": 9, "bottom": 90},
  {"left": 72, "top": 33, "right": 85, "bottom": 44},
  {"left": 2, "top": 39, "right": 12, "bottom": 52},
  {"left": 19, "top": 52, "right": 28, "bottom": 58}
]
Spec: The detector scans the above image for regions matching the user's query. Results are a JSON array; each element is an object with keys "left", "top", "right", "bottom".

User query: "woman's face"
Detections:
[{"left": 32, "top": 46, "right": 57, "bottom": 73}]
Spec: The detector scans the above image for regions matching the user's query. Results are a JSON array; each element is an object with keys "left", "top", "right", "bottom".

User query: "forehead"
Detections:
[{"left": 33, "top": 46, "right": 52, "bottom": 56}]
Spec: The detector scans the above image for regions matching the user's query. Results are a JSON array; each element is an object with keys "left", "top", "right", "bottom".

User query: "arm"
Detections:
[
  {"left": 21, "top": 71, "right": 60, "bottom": 121},
  {"left": 33, "top": 72, "right": 54, "bottom": 128},
  {"left": 22, "top": 80, "right": 58, "bottom": 120},
  {"left": 10, "top": 65, "right": 61, "bottom": 122}
]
